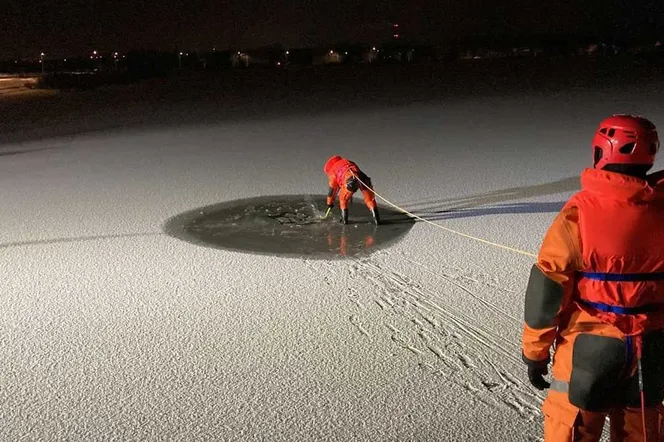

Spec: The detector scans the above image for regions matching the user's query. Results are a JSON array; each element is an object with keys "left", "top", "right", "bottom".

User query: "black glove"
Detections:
[{"left": 523, "top": 354, "right": 550, "bottom": 391}]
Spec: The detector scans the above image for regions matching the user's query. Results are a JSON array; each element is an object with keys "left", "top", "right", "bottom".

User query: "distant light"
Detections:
[
  {"left": 90, "top": 56, "right": 94, "bottom": 59},
  {"left": 285, "top": 50, "right": 289, "bottom": 55},
  {"left": 237, "top": 51, "right": 241, "bottom": 54},
  {"left": 64, "top": 58, "right": 67, "bottom": 62},
  {"left": 394, "top": 23, "right": 399, "bottom": 28},
  {"left": 40, "top": 52, "right": 45, "bottom": 56},
  {"left": 330, "top": 50, "right": 334, "bottom": 54},
  {"left": 93, "top": 50, "right": 97, "bottom": 55},
  {"left": 345, "top": 52, "right": 348, "bottom": 55},
  {"left": 179, "top": 52, "right": 183, "bottom": 55},
  {"left": 372, "top": 47, "right": 376, "bottom": 51},
  {"left": 213, "top": 48, "right": 216, "bottom": 51},
  {"left": 393, "top": 34, "right": 400, "bottom": 38},
  {"left": 277, "top": 62, "right": 281, "bottom": 66}
]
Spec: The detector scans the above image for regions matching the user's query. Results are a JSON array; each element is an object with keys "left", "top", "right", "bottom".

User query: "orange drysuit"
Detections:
[
  {"left": 522, "top": 168, "right": 664, "bottom": 442},
  {"left": 324, "top": 157, "right": 377, "bottom": 211}
]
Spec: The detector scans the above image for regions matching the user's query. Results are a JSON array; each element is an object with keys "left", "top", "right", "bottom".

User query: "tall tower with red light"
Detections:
[{"left": 393, "top": 23, "right": 400, "bottom": 40}]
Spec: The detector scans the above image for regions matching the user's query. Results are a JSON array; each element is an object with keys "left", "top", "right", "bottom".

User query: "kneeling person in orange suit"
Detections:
[{"left": 324, "top": 155, "right": 380, "bottom": 225}]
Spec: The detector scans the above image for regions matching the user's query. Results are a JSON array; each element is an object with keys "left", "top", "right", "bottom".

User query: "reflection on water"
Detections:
[{"left": 326, "top": 225, "right": 378, "bottom": 257}]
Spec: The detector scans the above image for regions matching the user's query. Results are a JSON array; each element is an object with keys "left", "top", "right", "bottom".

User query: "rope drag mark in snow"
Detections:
[
  {"left": 397, "top": 253, "right": 521, "bottom": 324},
  {"left": 351, "top": 172, "right": 537, "bottom": 259},
  {"left": 345, "top": 255, "right": 544, "bottom": 417},
  {"left": 304, "top": 255, "right": 545, "bottom": 420}
]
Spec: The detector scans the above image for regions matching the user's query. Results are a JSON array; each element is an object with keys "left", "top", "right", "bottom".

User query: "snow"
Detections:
[{"left": 2, "top": 67, "right": 664, "bottom": 441}]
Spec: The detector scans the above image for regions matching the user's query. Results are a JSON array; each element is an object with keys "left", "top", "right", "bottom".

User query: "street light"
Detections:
[
  {"left": 40, "top": 52, "right": 45, "bottom": 74},
  {"left": 178, "top": 52, "right": 183, "bottom": 69}
]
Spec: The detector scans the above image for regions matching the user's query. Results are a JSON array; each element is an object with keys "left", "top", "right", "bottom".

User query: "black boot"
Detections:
[
  {"left": 340, "top": 209, "right": 349, "bottom": 225},
  {"left": 371, "top": 207, "right": 381, "bottom": 225}
]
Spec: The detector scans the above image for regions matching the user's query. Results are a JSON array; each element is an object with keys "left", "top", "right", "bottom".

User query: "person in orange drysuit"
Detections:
[
  {"left": 324, "top": 155, "right": 380, "bottom": 225},
  {"left": 522, "top": 114, "right": 664, "bottom": 441}
]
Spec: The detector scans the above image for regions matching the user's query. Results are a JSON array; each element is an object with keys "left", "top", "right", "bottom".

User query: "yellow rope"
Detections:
[{"left": 352, "top": 173, "right": 537, "bottom": 259}]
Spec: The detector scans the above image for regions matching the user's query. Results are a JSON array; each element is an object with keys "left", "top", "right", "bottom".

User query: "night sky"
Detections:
[{"left": 2, "top": 0, "right": 664, "bottom": 58}]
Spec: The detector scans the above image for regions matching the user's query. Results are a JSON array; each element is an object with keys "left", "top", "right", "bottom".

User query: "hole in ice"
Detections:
[{"left": 163, "top": 195, "right": 415, "bottom": 259}]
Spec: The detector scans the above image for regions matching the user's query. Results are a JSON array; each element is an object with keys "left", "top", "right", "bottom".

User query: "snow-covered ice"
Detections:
[{"left": 2, "top": 70, "right": 663, "bottom": 441}]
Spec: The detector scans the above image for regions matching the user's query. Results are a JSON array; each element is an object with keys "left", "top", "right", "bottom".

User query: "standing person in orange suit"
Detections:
[
  {"left": 324, "top": 155, "right": 380, "bottom": 225},
  {"left": 522, "top": 115, "right": 664, "bottom": 441}
]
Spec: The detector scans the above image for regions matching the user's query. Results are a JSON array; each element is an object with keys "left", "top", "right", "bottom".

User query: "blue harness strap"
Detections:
[
  {"left": 578, "top": 300, "right": 664, "bottom": 315},
  {"left": 579, "top": 271, "right": 664, "bottom": 282},
  {"left": 577, "top": 271, "right": 664, "bottom": 314}
]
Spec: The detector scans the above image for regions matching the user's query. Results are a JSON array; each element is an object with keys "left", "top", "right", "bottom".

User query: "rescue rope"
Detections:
[
  {"left": 350, "top": 172, "right": 537, "bottom": 259},
  {"left": 344, "top": 170, "right": 651, "bottom": 434}
]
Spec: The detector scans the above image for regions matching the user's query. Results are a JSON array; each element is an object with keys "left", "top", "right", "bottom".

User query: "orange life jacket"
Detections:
[
  {"left": 328, "top": 158, "right": 360, "bottom": 186},
  {"left": 566, "top": 168, "right": 664, "bottom": 338}
]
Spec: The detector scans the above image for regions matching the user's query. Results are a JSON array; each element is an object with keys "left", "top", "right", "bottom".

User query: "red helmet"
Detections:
[
  {"left": 592, "top": 115, "right": 659, "bottom": 169},
  {"left": 324, "top": 155, "right": 343, "bottom": 174}
]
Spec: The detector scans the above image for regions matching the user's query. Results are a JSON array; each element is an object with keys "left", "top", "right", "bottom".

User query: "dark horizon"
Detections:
[{"left": 3, "top": 0, "right": 664, "bottom": 58}]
